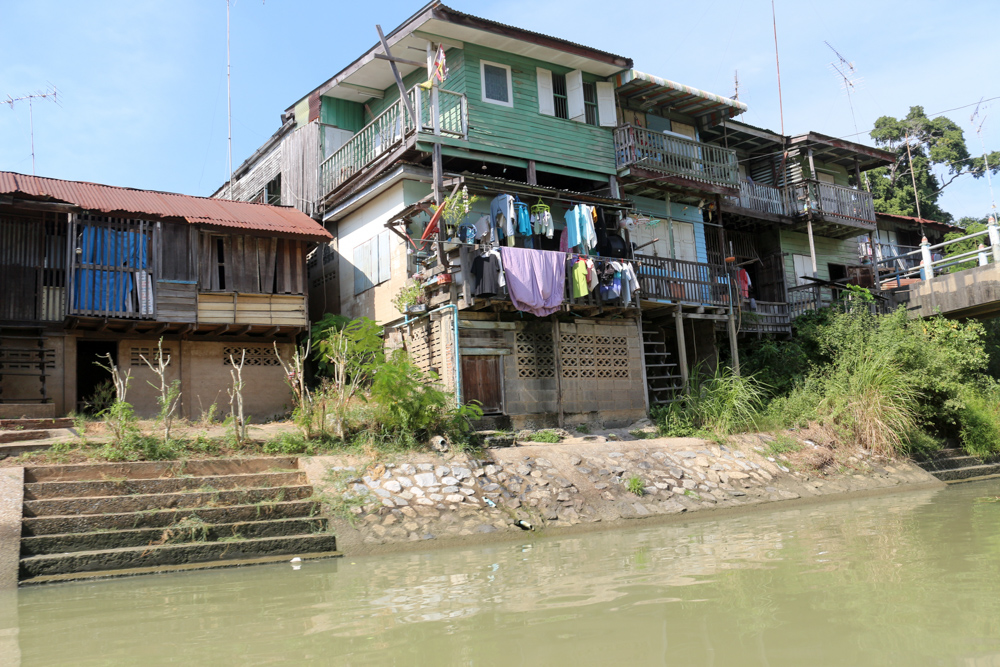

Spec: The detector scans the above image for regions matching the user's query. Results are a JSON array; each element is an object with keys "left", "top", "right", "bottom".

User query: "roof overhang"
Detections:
[
  {"left": 293, "top": 3, "right": 632, "bottom": 108},
  {"left": 611, "top": 70, "right": 747, "bottom": 128},
  {"left": 699, "top": 120, "right": 785, "bottom": 154},
  {"left": 876, "top": 212, "right": 963, "bottom": 234},
  {"left": 789, "top": 132, "right": 895, "bottom": 172}
]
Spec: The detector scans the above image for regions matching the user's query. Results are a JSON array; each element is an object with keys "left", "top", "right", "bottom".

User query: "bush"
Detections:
[
  {"left": 957, "top": 383, "right": 1000, "bottom": 458},
  {"left": 525, "top": 430, "right": 561, "bottom": 443}
]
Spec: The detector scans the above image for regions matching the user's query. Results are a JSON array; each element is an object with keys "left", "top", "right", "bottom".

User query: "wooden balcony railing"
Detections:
[
  {"left": 320, "top": 86, "right": 467, "bottom": 198},
  {"left": 634, "top": 254, "right": 729, "bottom": 305},
  {"left": 614, "top": 125, "right": 739, "bottom": 188},
  {"left": 788, "top": 180, "right": 876, "bottom": 227},
  {"left": 724, "top": 179, "right": 792, "bottom": 217},
  {"left": 739, "top": 300, "right": 791, "bottom": 334}
]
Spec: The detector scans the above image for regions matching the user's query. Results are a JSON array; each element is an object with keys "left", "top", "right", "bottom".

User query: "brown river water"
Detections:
[{"left": 4, "top": 479, "right": 1000, "bottom": 666}]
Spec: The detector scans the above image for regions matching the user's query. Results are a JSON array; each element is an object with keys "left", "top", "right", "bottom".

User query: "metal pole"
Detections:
[{"left": 227, "top": 0, "right": 233, "bottom": 200}]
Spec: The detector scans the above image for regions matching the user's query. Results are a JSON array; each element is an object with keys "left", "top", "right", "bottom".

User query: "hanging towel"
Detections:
[
  {"left": 737, "top": 268, "right": 751, "bottom": 298},
  {"left": 582, "top": 205, "right": 598, "bottom": 252},
  {"left": 499, "top": 247, "right": 565, "bottom": 317},
  {"left": 559, "top": 227, "right": 569, "bottom": 253},
  {"left": 564, "top": 206, "right": 582, "bottom": 249},
  {"left": 585, "top": 258, "right": 599, "bottom": 290},
  {"left": 571, "top": 259, "right": 589, "bottom": 298}
]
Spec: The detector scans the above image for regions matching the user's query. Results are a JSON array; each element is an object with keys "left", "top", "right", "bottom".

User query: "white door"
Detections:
[
  {"left": 792, "top": 253, "right": 813, "bottom": 286},
  {"left": 673, "top": 222, "right": 697, "bottom": 262}
]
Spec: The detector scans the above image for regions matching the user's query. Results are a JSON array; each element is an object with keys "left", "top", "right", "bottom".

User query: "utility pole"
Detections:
[{"left": 4, "top": 87, "right": 59, "bottom": 176}]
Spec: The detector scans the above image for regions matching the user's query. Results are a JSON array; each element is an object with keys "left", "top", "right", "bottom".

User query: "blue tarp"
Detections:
[{"left": 72, "top": 226, "right": 148, "bottom": 312}]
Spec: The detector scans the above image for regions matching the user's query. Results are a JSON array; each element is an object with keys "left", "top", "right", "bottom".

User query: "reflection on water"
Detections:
[{"left": 9, "top": 481, "right": 1000, "bottom": 666}]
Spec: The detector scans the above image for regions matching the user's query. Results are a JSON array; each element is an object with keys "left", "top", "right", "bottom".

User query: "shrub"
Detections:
[
  {"left": 957, "top": 384, "right": 1000, "bottom": 458},
  {"left": 626, "top": 476, "right": 644, "bottom": 496},
  {"left": 526, "top": 430, "right": 561, "bottom": 443}
]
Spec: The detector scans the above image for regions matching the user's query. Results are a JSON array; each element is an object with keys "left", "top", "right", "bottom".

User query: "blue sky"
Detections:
[{"left": 2, "top": 0, "right": 997, "bottom": 221}]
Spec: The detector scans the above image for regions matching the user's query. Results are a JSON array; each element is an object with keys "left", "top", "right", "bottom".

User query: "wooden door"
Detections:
[{"left": 461, "top": 355, "right": 503, "bottom": 414}]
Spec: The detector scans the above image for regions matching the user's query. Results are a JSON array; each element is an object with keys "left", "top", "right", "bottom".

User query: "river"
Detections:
[{"left": 4, "top": 479, "right": 1000, "bottom": 666}]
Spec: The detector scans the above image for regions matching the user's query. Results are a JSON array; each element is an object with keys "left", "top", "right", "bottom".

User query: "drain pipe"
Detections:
[{"left": 387, "top": 303, "right": 462, "bottom": 407}]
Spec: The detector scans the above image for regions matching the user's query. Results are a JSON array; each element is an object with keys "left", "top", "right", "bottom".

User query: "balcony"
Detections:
[
  {"left": 634, "top": 254, "right": 728, "bottom": 306},
  {"left": 788, "top": 180, "right": 876, "bottom": 229},
  {"left": 614, "top": 125, "right": 739, "bottom": 189},
  {"left": 319, "top": 86, "right": 467, "bottom": 199},
  {"left": 724, "top": 179, "right": 791, "bottom": 218}
]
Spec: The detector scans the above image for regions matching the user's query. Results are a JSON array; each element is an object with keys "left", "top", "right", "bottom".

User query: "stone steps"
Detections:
[
  {"left": 916, "top": 448, "right": 1000, "bottom": 483},
  {"left": 18, "top": 457, "right": 339, "bottom": 584}
]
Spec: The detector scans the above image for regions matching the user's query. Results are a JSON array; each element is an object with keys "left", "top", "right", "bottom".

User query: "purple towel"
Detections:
[{"left": 499, "top": 247, "right": 565, "bottom": 317}]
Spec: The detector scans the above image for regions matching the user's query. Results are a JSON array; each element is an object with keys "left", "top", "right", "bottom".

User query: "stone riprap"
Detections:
[{"left": 301, "top": 437, "right": 943, "bottom": 551}]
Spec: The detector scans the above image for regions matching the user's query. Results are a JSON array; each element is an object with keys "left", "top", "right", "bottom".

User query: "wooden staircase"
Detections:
[{"left": 642, "top": 324, "right": 683, "bottom": 406}]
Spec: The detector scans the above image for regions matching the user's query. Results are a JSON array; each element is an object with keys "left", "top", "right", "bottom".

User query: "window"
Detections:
[
  {"left": 353, "top": 231, "right": 392, "bottom": 295},
  {"left": 537, "top": 68, "right": 617, "bottom": 127},
  {"left": 481, "top": 61, "right": 512, "bottom": 107},
  {"left": 552, "top": 73, "right": 568, "bottom": 119},
  {"left": 583, "top": 82, "right": 598, "bottom": 126}
]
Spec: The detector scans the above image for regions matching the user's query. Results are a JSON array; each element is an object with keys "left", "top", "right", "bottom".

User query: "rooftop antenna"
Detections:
[
  {"left": 733, "top": 70, "right": 740, "bottom": 102},
  {"left": 825, "top": 41, "right": 869, "bottom": 191},
  {"left": 4, "top": 86, "right": 59, "bottom": 176},
  {"left": 825, "top": 41, "right": 862, "bottom": 138},
  {"left": 971, "top": 100, "right": 998, "bottom": 221},
  {"left": 226, "top": 0, "right": 234, "bottom": 200}
]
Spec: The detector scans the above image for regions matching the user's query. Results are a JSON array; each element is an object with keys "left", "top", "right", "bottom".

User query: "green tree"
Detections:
[{"left": 866, "top": 106, "right": 1000, "bottom": 222}]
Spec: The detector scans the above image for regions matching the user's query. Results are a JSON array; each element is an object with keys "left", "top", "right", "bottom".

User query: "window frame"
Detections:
[
  {"left": 582, "top": 81, "right": 598, "bottom": 126},
  {"left": 480, "top": 60, "right": 514, "bottom": 108},
  {"left": 552, "top": 72, "right": 569, "bottom": 119}
]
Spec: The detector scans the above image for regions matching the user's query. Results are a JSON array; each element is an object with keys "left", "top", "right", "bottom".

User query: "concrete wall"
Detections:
[
  {"left": 909, "top": 263, "right": 1000, "bottom": 319},
  {"left": 1, "top": 334, "right": 66, "bottom": 415},
  {"left": 503, "top": 317, "right": 645, "bottom": 428},
  {"left": 336, "top": 182, "right": 409, "bottom": 325}
]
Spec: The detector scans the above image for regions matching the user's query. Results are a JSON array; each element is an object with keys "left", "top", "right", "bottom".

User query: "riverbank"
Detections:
[{"left": 304, "top": 432, "right": 944, "bottom": 555}]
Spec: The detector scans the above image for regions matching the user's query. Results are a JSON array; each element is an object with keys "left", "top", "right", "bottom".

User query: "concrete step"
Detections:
[
  {"left": 0, "top": 442, "right": 54, "bottom": 459},
  {"left": 933, "top": 463, "right": 1000, "bottom": 482},
  {"left": 24, "top": 457, "right": 299, "bottom": 482},
  {"left": 20, "top": 550, "right": 341, "bottom": 585},
  {"left": 22, "top": 500, "right": 322, "bottom": 536},
  {"left": 19, "top": 533, "right": 339, "bottom": 578},
  {"left": 0, "top": 430, "right": 53, "bottom": 444},
  {"left": 0, "top": 418, "right": 74, "bottom": 429},
  {"left": 22, "top": 485, "right": 315, "bottom": 517},
  {"left": 917, "top": 455, "right": 983, "bottom": 472},
  {"left": 20, "top": 517, "right": 328, "bottom": 556},
  {"left": 24, "top": 471, "right": 306, "bottom": 500}
]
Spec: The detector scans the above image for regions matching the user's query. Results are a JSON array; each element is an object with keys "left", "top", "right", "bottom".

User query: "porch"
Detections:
[
  {"left": 723, "top": 178, "right": 876, "bottom": 234},
  {"left": 614, "top": 125, "right": 740, "bottom": 190},
  {"left": 319, "top": 85, "right": 467, "bottom": 200}
]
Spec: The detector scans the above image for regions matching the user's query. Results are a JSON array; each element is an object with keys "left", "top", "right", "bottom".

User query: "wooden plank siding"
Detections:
[
  {"left": 196, "top": 293, "right": 307, "bottom": 326},
  {"left": 460, "top": 43, "right": 616, "bottom": 178},
  {"left": 198, "top": 233, "right": 306, "bottom": 296},
  {"left": 779, "top": 230, "right": 861, "bottom": 289}
]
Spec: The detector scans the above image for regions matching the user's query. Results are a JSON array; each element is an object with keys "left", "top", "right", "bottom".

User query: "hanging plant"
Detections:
[
  {"left": 433, "top": 186, "right": 480, "bottom": 234},
  {"left": 392, "top": 281, "right": 426, "bottom": 314}
]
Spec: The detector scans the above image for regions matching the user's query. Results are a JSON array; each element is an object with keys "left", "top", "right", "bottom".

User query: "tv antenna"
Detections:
[
  {"left": 971, "top": 100, "right": 998, "bottom": 220},
  {"left": 733, "top": 70, "right": 740, "bottom": 102},
  {"left": 825, "top": 41, "right": 862, "bottom": 137},
  {"left": 4, "top": 86, "right": 59, "bottom": 175}
]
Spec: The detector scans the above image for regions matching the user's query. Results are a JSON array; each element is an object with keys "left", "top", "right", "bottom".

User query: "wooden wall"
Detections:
[
  {"left": 198, "top": 233, "right": 306, "bottom": 295},
  {"left": 196, "top": 293, "right": 307, "bottom": 326}
]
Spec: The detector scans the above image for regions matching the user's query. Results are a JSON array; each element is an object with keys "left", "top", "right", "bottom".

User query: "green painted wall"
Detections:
[
  {"left": 320, "top": 97, "right": 365, "bottom": 132},
  {"left": 780, "top": 229, "right": 860, "bottom": 287},
  {"left": 461, "top": 43, "right": 616, "bottom": 178},
  {"left": 804, "top": 158, "right": 851, "bottom": 187}
]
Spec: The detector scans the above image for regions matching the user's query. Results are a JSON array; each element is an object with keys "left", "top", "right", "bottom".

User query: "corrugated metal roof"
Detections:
[
  {"left": 0, "top": 172, "right": 331, "bottom": 240},
  {"left": 876, "top": 212, "right": 963, "bottom": 234},
  {"left": 612, "top": 70, "right": 747, "bottom": 127}
]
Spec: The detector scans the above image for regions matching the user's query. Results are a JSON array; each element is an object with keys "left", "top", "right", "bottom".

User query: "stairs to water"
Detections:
[
  {"left": 18, "top": 456, "right": 339, "bottom": 584},
  {"left": 916, "top": 448, "right": 1000, "bottom": 483}
]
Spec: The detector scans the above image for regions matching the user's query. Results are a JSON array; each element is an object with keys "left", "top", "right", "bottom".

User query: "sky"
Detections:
[{"left": 2, "top": 0, "right": 998, "bottom": 221}]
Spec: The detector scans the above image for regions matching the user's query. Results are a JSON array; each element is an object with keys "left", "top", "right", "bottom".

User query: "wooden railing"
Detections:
[
  {"left": 320, "top": 86, "right": 467, "bottom": 197},
  {"left": 614, "top": 125, "right": 739, "bottom": 188},
  {"left": 739, "top": 300, "right": 791, "bottom": 334},
  {"left": 725, "top": 179, "right": 791, "bottom": 217},
  {"left": 788, "top": 180, "right": 876, "bottom": 227},
  {"left": 634, "top": 254, "right": 729, "bottom": 305}
]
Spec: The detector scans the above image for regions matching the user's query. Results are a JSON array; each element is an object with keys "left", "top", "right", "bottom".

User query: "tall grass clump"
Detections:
[
  {"left": 957, "top": 382, "right": 1000, "bottom": 458},
  {"left": 654, "top": 366, "right": 766, "bottom": 437}
]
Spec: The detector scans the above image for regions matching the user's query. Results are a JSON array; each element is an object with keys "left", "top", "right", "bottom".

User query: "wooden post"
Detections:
[
  {"left": 674, "top": 307, "right": 689, "bottom": 389},
  {"left": 609, "top": 174, "right": 620, "bottom": 198},
  {"left": 376, "top": 25, "right": 416, "bottom": 126},
  {"left": 806, "top": 148, "right": 818, "bottom": 276},
  {"left": 433, "top": 143, "right": 447, "bottom": 268},
  {"left": 551, "top": 316, "right": 564, "bottom": 427},
  {"left": 853, "top": 156, "right": 863, "bottom": 190},
  {"left": 637, "top": 316, "right": 651, "bottom": 414},
  {"left": 727, "top": 299, "right": 740, "bottom": 377},
  {"left": 527, "top": 160, "right": 537, "bottom": 185}
]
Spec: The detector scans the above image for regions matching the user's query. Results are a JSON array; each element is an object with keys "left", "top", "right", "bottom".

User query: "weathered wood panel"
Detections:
[
  {"left": 156, "top": 281, "right": 197, "bottom": 322},
  {"left": 196, "top": 293, "right": 306, "bottom": 326},
  {"left": 462, "top": 356, "right": 503, "bottom": 414}
]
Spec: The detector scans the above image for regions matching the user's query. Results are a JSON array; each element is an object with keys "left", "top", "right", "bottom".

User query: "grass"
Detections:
[
  {"left": 626, "top": 476, "right": 644, "bottom": 496},
  {"left": 629, "top": 430, "right": 658, "bottom": 440},
  {"left": 575, "top": 424, "right": 590, "bottom": 434},
  {"left": 525, "top": 430, "right": 561, "bottom": 443},
  {"left": 764, "top": 434, "right": 801, "bottom": 457},
  {"left": 316, "top": 468, "right": 373, "bottom": 524}
]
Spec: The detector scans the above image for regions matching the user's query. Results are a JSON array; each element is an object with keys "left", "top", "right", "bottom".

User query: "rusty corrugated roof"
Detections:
[{"left": 0, "top": 172, "right": 332, "bottom": 240}]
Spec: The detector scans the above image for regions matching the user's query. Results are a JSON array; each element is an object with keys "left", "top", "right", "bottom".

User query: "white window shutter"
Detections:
[
  {"left": 567, "top": 70, "right": 585, "bottom": 122},
  {"left": 596, "top": 81, "right": 616, "bottom": 127},
  {"left": 353, "top": 242, "right": 372, "bottom": 295},
  {"left": 377, "top": 231, "right": 391, "bottom": 284},
  {"left": 536, "top": 68, "right": 554, "bottom": 116}
]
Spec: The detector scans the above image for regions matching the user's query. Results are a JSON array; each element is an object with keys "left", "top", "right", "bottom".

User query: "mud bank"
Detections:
[{"left": 301, "top": 436, "right": 944, "bottom": 555}]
